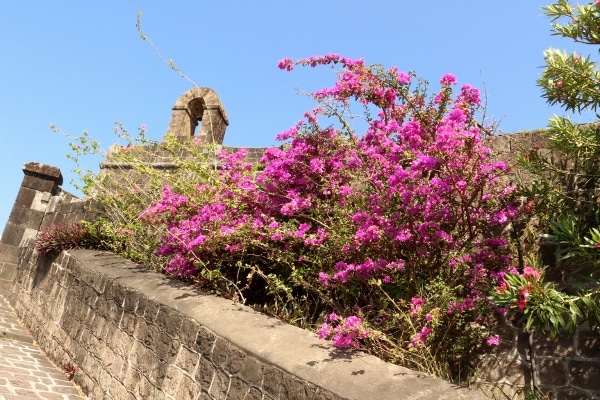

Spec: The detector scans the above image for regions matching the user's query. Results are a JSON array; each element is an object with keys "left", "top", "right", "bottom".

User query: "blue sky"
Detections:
[{"left": 0, "top": 1, "right": 594, "bottom": 230}]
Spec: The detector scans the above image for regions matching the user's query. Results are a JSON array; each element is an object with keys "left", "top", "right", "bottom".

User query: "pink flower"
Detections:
[
  {"left": 397, "top": 71, "right": 412, "bottom": 85},
  {"left": 486, "top": 335, "right": 500, "bottom": 347},
  {"left": 318, "top": 323, "right": 333, "bottom": 339},
  {"left": 277, "top": 58, "right": 294, "bottom": 71},
  {"left": 329, "top": 312, "right": 341, "bottom": 322},
  {"left": 522, "top": 266, "right": 541, "bottom": 281},
  {"left": 410, "top": 297, "right": 425, "bottom": 317},
  {"left": 318, "top": 272, "right": 330, "bottom": 287},
  {"left": 440, "top": 73, "right": 457, "bottom": 86},
  {"left": 410, "top": 326, "right": 432, "bottom": 347},
  {"left": 556, "top": 81, "right": 563, "bottom": 88}
]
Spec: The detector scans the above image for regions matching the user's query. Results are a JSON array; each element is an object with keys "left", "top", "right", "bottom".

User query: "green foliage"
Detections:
[
  {"left": 539, "top": 1, "right": 600, "bottom": 112},
  {"left": 512, "top": 0, "right": 600, "bottom": 336},
  {"left": 54, "top": 122, "right": 221, "bottom": 270}
]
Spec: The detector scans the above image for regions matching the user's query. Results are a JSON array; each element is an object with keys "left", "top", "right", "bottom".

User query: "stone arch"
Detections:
[{"left": 164, "top": 87, "right": 229, "bottom": 144}]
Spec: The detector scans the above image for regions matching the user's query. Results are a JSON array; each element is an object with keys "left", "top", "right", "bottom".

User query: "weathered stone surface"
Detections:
[
  {"left": 533, "top": 330, "right": 576, "bottom": 358},
  {"left": 22, "top": 162, "right": 62, "bottom": 182},
  {"left": 196, "top": 356, "right": 215, "bottom": 391},
  {"left": 176, "top": 374, "right": 201, "bottom": 400},
  {"left": 20, "top": 174, "right": 57, "bottom": 193},
  {"left": 537, "top": 358, "right": 567, "bottom": 387},
  {"left": 569, "top": 360, "right": 600, "bottom": 392},
  {"left": 176, "top": 346, "right": 200, "bottom": 374},
  {"left": 577, "top": 329, "right": 600, "bottom": 358}
]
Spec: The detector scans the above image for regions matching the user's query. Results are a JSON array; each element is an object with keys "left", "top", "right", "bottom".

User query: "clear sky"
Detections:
[{"left": 0, "top": 1, "right": 594, "bottom": 231}]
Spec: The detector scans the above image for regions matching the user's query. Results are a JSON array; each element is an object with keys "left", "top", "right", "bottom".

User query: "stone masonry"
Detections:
[
  {"left": 11, "top": 246, "right": 484, "bottom": 400},
  {"left": 0, "top": 162, "right": 81, "bottom": 284}
]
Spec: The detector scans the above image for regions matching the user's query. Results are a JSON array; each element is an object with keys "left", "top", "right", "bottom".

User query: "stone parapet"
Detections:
[
  {"left": 11, "top": 247, "right": 485, "bottom": 400},
  {"left": 0, "top": 163, "right": 79, "bottom": 285}
]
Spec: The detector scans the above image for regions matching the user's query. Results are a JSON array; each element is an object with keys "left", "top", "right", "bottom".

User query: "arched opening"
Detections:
[{"left": 164, "top": 87, "right": 229, "bottom": 145}]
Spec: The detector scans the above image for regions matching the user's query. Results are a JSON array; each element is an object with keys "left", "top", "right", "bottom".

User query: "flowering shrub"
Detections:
[
  {"left": 141, "top": 55, "right": 518, "bottom": 379},
  {"left": 35, "top": 222, "right": 105, "bottom": 256},
  {"left": 54, "top": 122, "right": 221, "bottom": 270},
  {"left": 491, "top": 259, "right": 600, "bottom": 339},
  {"left": 507, "top": 0, "right": 600, "bottom": 336}
]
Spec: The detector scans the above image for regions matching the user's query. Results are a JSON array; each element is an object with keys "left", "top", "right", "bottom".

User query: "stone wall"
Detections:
[
  {"left": 10, "top": 245, "right": 483, "bottom": 400},
  {"left": 474, "top": 314, "right": 600, "bottom": 399},
  {"left": 0, "top": 162, "right": 86, "bottom": 283}
]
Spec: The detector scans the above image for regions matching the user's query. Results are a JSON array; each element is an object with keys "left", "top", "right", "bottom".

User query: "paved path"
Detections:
[{"left": 0, "top": 282, "right": 86, "bottom": 399}]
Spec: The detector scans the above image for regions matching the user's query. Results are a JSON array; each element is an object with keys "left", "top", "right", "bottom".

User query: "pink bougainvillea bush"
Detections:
[{"left": 141, "top": 55, "right": 518, "bottom": 379}]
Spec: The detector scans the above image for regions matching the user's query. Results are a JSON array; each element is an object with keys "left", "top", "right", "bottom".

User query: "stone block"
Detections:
[
  {"left": 149, "top": 361, "right": 169, "bottom": 387},
  {"left": 225, "top": 345, "right": 249, "bottom": 377},
  {"left": 30, "top": 191, "right": 51, "bottom": 212},
  {"left": 155, "top": 331, "right": 174, "bottom": 361},
  {"left": 533, "top": 330, "right": 576, "bottom": 358},
  {"left": 281, "top": 376, "right": 313, "bottom": 400},
  {"left": 209, "top": 368, "right": 230, "bottom": 400},
  {"left": 263, "top": 366, "right": 283, "bottom": 398},
  {"left": 135, "top": 293, "right": 147, "bottom": 317},
  {"left": 123, "top": 365, "right": 142, "bottom": 389},
  {"left": 179, "top": 317, "right": 201, "bottom": 348},
  {"left": 136, "top": 376, "right": 155, "bottom": 399},
  {"left": 569, "top": 360, "right": 600, "bottom": 392},
  {"left": 122, "top": 288, "right": 137, "bottom": 312},
  {"left": 195, "top": 357, "right": 216, "bottom": 391},
  {"left": 127, "top": 340, "right": 146, "bottom": 367},
  {"left": 577, "top": 329, "right": 600, "bottom": 358},
  {"left": 22, "top": 162, "right": 63, "bottom": 181},
  {"left": 82, "top": 355, "right": 102, "bottom": 382},
  {"left": 554, "top": 387, "right": 597, "bottom": 400},
  {"left": 107, "top": 281, "right": 126, "bottom": 307},
  {"left": 228, "top": 376, "right": 250, "bottom": 399},
  {"left": 176, "top": 375, "right": 201, "bottom": 400},
  {"left": 156, "top": 305, "right": 183, "bottom": 338},
  {"left": 144, "top": 299, "right": 161, "bottom": 323},
  {"left": 502, "top": 353, "right": 529, "bottom": 387},
  {"left": 475, "top": 354, "right": 503, "bottom": 382},
  {"left": 142, "top": 323, "right": 160, "bottom": 351},
  {"left": 211, "top": 336, "right": 230, "bottom": 367},
  {"left": 112, "top": 329, "right": 135, "bottom": 359},
  {"left": 238, "top": 356, "right": 263, "bottom": 386},
  {"left": 0, "top": 262, "right": 17, "bottom": 281},
  {"left": 21, "top": 174, "right": 57, "bottom": 193},
  {"left": 80, "top": 268, "right": 107, "bottom": 295},
  {"left": 138, "top": 349, "right": 160, "bottom": 379},
  {"left": 487, "top": 134, "right": 511, "bottom": 154},
  {"left": 195, "top": 326, "right": 217, "bottom": 357},
  {"left": 119, "top": 310, "right": 137, "bottom": 336},
  {"left": 0, "top": 222, "right": 26, "bottom": 246},
  {"left": 106, "top": 300, "right": 123, "bottom": 327},
  {"left": 133, "top": 317, "right": 148, "bottom": 341},
  {"left": 10, "top": 207, "right": 46, "bottom": 231},
  {"left": 245, "top": 386, "right": 263, "bottom": 400},
  {"left": 175, "top": 346, "right": 200, "bottom": 375},
  {"left": 12, "top": 186, "right": 37, "bottom": 209},
  {"left": 537, "top": 358, "right": 567, "bottom": 387},
  {"left": 81, "top": 285, "right": 98, "bottom": 307},
  {"left": 110, "top": 354, "right": 126, "bottom": 379},
  {"left": 99, "top": 346, "right": 115, "bottom": 370},
  {"left": 162, "top": 365, "right": 183, "bottom": 397}
]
